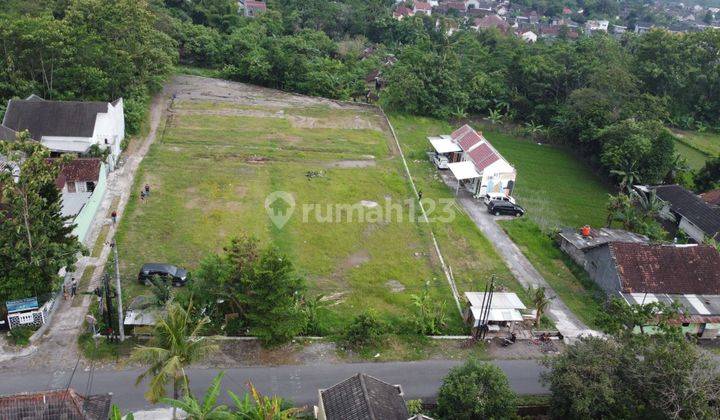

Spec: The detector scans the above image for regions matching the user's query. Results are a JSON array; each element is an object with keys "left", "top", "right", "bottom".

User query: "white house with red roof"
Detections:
[
  {"left": 428, "top": 124, "right": 516, "bottom": 197},
  {"left": 413, "top": 1, "right": 433, "bottom": 15}
]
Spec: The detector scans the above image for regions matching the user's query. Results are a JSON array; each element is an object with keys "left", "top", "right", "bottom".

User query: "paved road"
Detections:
[
  {"left": 440, "top": 173, "right": 602, "bottom": 340},
  {"left": 0, "top": 360, "right": 547, "bottom": 412}
]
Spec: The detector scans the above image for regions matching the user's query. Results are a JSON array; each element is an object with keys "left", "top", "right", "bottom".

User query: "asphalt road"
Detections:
[{"left": 0, "top": 360, "right": 547, "bottom": 411}]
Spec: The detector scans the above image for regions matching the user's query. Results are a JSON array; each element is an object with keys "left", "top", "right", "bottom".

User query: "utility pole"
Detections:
[{"left": 111, "top": 241, "right": 125, "bottom": 342}]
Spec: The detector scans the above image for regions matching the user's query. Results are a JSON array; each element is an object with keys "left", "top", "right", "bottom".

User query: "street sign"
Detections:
[{"left": 5, "top": 297, "right": 39, "bottom": 314}]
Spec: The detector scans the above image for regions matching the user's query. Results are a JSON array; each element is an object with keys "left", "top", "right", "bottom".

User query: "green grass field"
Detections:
[
  {"left": 115, "top": 95, "right": 470, "bottom": 332},
  {"left": 390, "top": 115, "right": 610, "bottom": 327},
  {"left": 672, "top": 129, "right": 719, "bottom": 170}
]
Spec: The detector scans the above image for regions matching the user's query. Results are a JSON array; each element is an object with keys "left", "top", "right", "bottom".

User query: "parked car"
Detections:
[
  {"left": 432, "top": 154, "right": 450, "bottom": 169},
  {"left": 138, "top": 263, "right": 188, "bottom": 287},
  {"left": 483, "top": 193, "right": 516, "bottom": 206},
  {"left": 488, "top": 200, "right": 525, "bottom": 217}
]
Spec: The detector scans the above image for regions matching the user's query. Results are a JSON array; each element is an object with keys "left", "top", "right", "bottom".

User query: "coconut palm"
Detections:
[
  {"left": 528, "top": 286, "right": 552, "bottom": 327},
  {"left": 130, "top": 301, "right": 218, "bottom": 418},
  {"left": 161, "top": 372, "right": 229, "bottom": 420}
]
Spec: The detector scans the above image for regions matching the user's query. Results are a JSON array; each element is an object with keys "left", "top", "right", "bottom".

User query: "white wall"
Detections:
[
  {"left": 679, "top": 217, "right": 706, "bottom": 243},
  {"left": 92, "top": 98, "right": 125, "bottom": 164}
]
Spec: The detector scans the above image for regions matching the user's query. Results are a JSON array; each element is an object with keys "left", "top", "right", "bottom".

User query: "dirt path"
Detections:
[{"left": 0, "top": 85, "right": 172, "bottom": 373}]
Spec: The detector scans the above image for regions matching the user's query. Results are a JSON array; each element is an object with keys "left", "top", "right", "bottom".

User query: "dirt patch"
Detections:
[
  {"left": 385, "top": 279, "right": 405, "bottom": 293},
  {"left": 326, "top": 160, "right": 376, "bottom": 169},
  {"left": 288, "top": 114, "right": 382, "bottom": 131},
  {"left": 246, "top": 155, "right": 269, "bottom": 164},
  {"left": 342, "top": 249, "right": 370, "bottom": 269}
]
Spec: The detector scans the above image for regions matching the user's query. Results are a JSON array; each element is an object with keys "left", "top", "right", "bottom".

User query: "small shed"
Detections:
[
  {"left": 463, "top": 292, "right": 527, "bottom": 333},
  {"left": 558, "top": 227, "right": 649, "bottom": 267}
]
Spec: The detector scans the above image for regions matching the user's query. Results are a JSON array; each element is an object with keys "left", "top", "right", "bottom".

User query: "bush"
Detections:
[
  {"left": 8, "top": 327, "right": 34, "bottom": 346},
  {"left": 341, "top": 310, "right": 386, "bottom": 349},
  {"left": 436, "top": 359, "right": 517, "bottom": 420}
]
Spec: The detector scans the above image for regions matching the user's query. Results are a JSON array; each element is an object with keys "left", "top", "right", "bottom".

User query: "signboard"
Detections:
[{"left": 5, "top": 297, "right": 39, "bottom": 314}]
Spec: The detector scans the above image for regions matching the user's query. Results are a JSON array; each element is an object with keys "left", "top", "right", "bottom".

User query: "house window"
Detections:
[
  {"left": 86, "top": 181, "right": 96, "bottom": 193},
  {"left": 104, "top": 138, "right": 108, "bottom": 145},
  {"left": 67, "top": 182, "right": 76, "bottom": 193},
  {"left": 682, "top": 322, "right": 690, "bottom": 327},
  {"left": 76, "top": 182, "right": 87, "bottom": 193}
]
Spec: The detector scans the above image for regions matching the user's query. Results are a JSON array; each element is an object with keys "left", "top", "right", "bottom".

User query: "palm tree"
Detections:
[
  {"left": 488, "top": 108, "right": 504, "bottom": 125},
  {"left": 523, "top": 121, "right": 546, "bottom": 141},
  {"left": 228, "top": 382, "right": 301, "bottom": 419},
  {"left": 130, "top": 301, "right": 218, "bottom": 418},
  {"left": 161, "top": 372, "right": 229, "bottom": 420},
  {"left": 633, "top": 189, "right": 663, "bottom": 219},
  {"left": 528, "top": 286, "right": 551, "bottom": 327},
  {"left": 610, "top": 160, "right": 641, "bottom": 193}
]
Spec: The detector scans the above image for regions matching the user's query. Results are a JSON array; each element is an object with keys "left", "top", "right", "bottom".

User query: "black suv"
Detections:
[
  {"left": 138, "top": 263, "right": 189, "bottom": 287},
  {"left": 488, "top": 200, "right": 525, "bottom": 217}
]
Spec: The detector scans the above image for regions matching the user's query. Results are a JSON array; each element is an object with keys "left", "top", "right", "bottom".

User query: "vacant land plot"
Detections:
[
  {"left": 390, "top": 115, "right": 609, "bottom": 327},
  {"left": 116, "top": 77, "right": 471, "bottom": 332}
]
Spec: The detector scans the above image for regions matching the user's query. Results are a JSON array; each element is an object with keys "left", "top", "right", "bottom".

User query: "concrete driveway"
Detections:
[{"left": 440, "top": 173, "right": 601, "bottom": 340}]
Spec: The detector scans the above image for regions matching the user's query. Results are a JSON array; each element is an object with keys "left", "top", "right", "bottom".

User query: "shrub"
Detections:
[
  {"left": 436, "top": 359, "right": 517, "bottom": 420},
  {"left": 342, "top": 310, "right": 386, "bottom": 349},
  {"left": 8, "top": 327, "right": 34, "bottom": 346}
]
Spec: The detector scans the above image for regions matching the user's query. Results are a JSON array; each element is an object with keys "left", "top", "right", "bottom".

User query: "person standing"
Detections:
[
  {"left": 111, "top": 210, "right": 117, "bottom": 224},
  {"left": 144, "top": 184, "right": 150, "bottom": 196},
  {"left": 71, "top": 278, "right": 78, "bottom": 298}
]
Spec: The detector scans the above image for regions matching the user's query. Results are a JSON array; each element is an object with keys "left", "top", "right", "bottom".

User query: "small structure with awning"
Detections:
[{"left": 463, "top": 291, "right": 527, "bottom": 333}]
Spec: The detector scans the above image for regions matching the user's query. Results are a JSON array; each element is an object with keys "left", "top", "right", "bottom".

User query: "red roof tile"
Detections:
[
  {"left": 451, "top": 124, "right": 472, "bottom": 140},
  {"left": 457, "top": 130, "right": 483, "bottom": 152},
  {"left": 414, "top": 1, "right": 432, "bottom": 11},
  {"left": 609, "top": 243, "right": 720, "bottom": 294},
  {"left": 701, "top": 189, "right": 720, "bottom": 206},
  {"left": 52, "top": 158, "right": 101, "bottom": 189},
  {"left": 468, "top": 142, "right": 500, "bottom": 171}
]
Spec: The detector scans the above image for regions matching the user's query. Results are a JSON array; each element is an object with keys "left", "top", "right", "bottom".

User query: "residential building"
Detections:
[
  {"left": 463, "top": 292, "right": 528, "bottom": 335},
  {"left": 413, "top": 1, "right": 433, "bottom": 16},
  {"left": 54, "top": 158, "right": 107, "bottom": 242},
  {"left": 648, "top": 184, "right": 720, "bottom": 242},
  {"left": 701, "top": 189, "right": 720, "bottom": 206},
  {"left": 393, "top": 5, "right": 414, "bottom": 19},
  {"left": 472, "top": 14, "right": 510, "bottom": 32},
  {"left": 2, "top": 95, "right": 124, "bottom": 170},
  {"left": 238, "top": 0, "right": 266, "bottom": 17},
  {"left": 558, "top": 227, "right": 649, "bottom": 267},
  {"left": 521, "top": 30, "right": 538, "bottom": 42},
  {"left": 428, "top": 124, "right": 517, "bottom": 197},
  {"left": 0, "top": 388, "right": 112, "bottom": 419},
  {"left": 315, "top": 373, "right": 409, "bottom": 420},
  {"left": 583, "top": 242, "right": 720, "bottom": 338},
  {"left": 586, "top": 19, "right": 609, "bottom": 32}
]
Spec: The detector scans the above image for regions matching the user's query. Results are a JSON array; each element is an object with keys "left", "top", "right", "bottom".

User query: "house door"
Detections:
[{"left": 506, "top": 180, "right": 515, "bottom": 195}]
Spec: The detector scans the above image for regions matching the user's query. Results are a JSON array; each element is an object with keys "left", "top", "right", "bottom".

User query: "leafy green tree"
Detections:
[
  {"left": 228, "top": 382, "right": 301, "bottom": 419},
  {"left": 527, "top": 285, "right": 551, "bottom": 327},
  {"left": 130, "top": 301, "right": 218, "bottom": 411},
  {"left": 0, "top": 135, "right": 84, "bottom": 303},
  {"left": 436, "top": 359, "right": 517, "bottom": 420},
  {"left": 410, "top": 282, "right": 447, "bottom": 335},
  {"left": 342, "top": 310, "right": 386, "bottom": 349},
  {"left": 695, "top": 156, "right": 720, "bottom": 193}
]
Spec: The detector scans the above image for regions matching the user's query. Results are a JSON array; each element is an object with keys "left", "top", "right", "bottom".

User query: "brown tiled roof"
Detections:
[
  {"left": 609, "top": 243, "right": 720, "bottom": 294},
  {"left": 701, "top": 189, "right": 720, "bottom": 206},
  {"left": 320, "top": 373, "right": 408, "bottom": 420},
  {"left": 474, "top": 15, "right": 510, "bottom": 31},
  {"left": 0, "top": 389, "right": 112, "bottom": 420},
  {"left": 53, "top": 158, "right": 102, "bottom": 189}
]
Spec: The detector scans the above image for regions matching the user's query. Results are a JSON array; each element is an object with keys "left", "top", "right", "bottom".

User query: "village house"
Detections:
[
  {"left": 643, "top": 184, "right": 720, "bottom": 243},
  {"left": 413, "top": 1, "right": 433, "bottom": 16},
  {"left": 585, "top": 19, "right": 609, "bottom": 32},
  {"left": 0, "top": 388, "right": 112, "bottom": 419},
  {"left": 520, "top": 30, "right": 538, "bottom": 42},
  {"left": 463, "top": 291, "right": 528, "bottom": 336},
  {"left": 54, "top": 158, "right": 107, "bottom": 242},
  {"left": 315, "top": 373, "right": 409, "bottom": 420},
  {"left": 558, "top": 226, "right": 649, "bottom": 267},
  {"left": 2, "top": 95, "right": 124, "bottom": 170},
  {"left": 428, "top": 124, "right": 516, "bottom": 197},
  {"left": 238, "top": 0, "right": 267, "bottom": 17},
  {"left": 393, "top": 4, "right": 414, "bottom": 19},
  {"left": 583, "top": 242, "right": 720, "bottom": 338},
  {"left": 472, "top": 14, "right": 510, "bottom": 32}
]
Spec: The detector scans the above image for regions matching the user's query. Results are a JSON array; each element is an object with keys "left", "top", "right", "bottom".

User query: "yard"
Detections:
[
  {"left": 389, "top": 115, "right": 610, "bottom": 328},
  {"left": 115, "top": 77, "right": 490, "bottom": 334}
]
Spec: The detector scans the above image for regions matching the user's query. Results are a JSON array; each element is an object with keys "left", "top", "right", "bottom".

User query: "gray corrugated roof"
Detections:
[
  {"left": 653, "top": 184, "right": 720, "bottom": 239},
  {"left": 559, "top": 227, "right": 649, "bottom": 250},
  {"left": 0, "top": 125, "right": 18, "bottom": 141},
  {"left": 3, "top": 99, "right": 110, "bottom": 141},
  {"left": 320, "top": 373, "right": 409, "bottom": 420}
]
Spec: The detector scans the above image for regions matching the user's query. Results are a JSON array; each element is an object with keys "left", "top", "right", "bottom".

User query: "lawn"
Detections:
[
  {"left": 390, "top": 115, "right": 609, "bottom": 327},
  {"left": 672, "top": 129, "right": 719, "bottom": 170},
  {"left": 115, "top": 90, "right": 464, "bottom": 333}
]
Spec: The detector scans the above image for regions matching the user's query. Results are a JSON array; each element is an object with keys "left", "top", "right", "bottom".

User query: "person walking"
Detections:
[
  {"left": 70, "top": 278, "right": 78, "bottom": 298},
  {"left": 111, "top": 210, "right": 117, "bottom": 224},
  {"left": 62, "top": 283, "right": 68, "bottom": 301},
  {"left": 418, "top": 190, "right": 423, "bottom": 200},
  {"left": 144, "top": 184, "right": 150, "bottom": 196}
]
